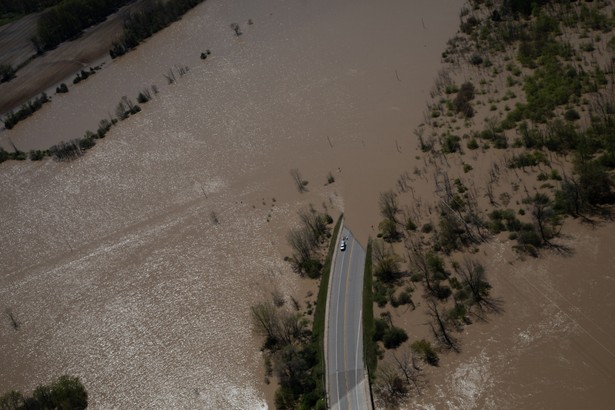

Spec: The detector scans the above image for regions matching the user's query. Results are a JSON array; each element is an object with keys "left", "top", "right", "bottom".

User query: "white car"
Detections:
[{"left": 340, "top": 240, "right": 346, "bottom": 251}]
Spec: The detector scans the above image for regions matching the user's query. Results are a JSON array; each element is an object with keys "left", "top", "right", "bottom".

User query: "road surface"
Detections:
[{"left": 326, "top": 226, "right": 371, "bottom": 409}]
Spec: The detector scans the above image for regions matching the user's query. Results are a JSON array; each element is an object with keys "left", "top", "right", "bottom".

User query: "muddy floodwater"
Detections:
[
  {"left": 0, "top": 0, "right": 463, "bottom": 408},
  {"left": 3, "top": 0, "right": 614, "bottom": 409}
]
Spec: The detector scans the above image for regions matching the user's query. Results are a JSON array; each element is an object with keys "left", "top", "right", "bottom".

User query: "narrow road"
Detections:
[{"left": 326, "top": 226, "right": 371, "bottom": 409}]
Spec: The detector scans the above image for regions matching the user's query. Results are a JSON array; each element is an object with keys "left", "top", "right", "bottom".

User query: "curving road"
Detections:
[{"left": 326, "top": 226, "right": 371, "bottom": 409}]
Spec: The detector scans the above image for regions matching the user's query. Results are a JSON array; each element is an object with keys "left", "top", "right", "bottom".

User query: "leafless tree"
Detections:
[
  {"left": 427, "top": 299, "right": 460, "bottom": 352},
  {"left": 230, "top": 22, "right": 242, "bottom": 36},
  {"left": 5, "top": 308, "right": 19, "bottom": 330},
  {"left": 407, "top": 239, "right": 436, "bottom": 296},
  {"left": 375, "top": 362, "right": 409, "bottom": 406},
  {"left": 163, "top": 68, "right": 176, "bottom": 84},
  {"left": 379, "top": 190, "right": 400, "bottom": 222},
  {"left": 290, "top": 168, "right": 307, "bottom": 193},
  {"left": 455, "top": 258, "right": 503, "bottom": 319},
  {"left": 298, "top": 207, "right": 326, "bottom": 247},
  {"left": 391, "top": 350, "right": 424, "bottom": 395},
  {"left": 527, "top": 193, "right": 561, "bottom": 245},
  {"left": 251, "top": 301, "right": 279, "bottom": 343},
  {"left": 209, "top": 211, "right": 219, "bottom": 225},
  {"left": 286, "top": 227, "right": 313, "bottom": 271},
  {"left": 251, "top": 300, "right": 308, "bottom": 347}
]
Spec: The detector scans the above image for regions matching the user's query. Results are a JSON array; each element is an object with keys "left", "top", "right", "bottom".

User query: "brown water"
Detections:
[
  {"left": 0, "top": 0, "right": 463, "bottom": 408},
  {"left": 407, "top": 221, "right": 615, "bottom": 410}
]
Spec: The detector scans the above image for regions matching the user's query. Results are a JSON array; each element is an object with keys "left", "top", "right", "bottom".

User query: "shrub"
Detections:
[
  {"left": 2, "top": 93, "right": 50, "bottom": 129},
  {"left": 29, "top": 150, "right": 47, "bottom": 161},
  {"left": 405, "top": 218, "right": 417, "bottom": 231},
  {"left": 397, "top": 290, "right": 412, "bottom": 306},
  {"left": 137, "top": 90, "right": 151, "bottom": 104},
  {"left": 56, "top": 83, "right": 69, "bottom": 93},
  {"left": 453, "top": 82, "right": 476, "bottom": 118},
  {"left": 509, "top": 151, "right": 549, "bottom": 168},
  {"left": 469, "top": 54, "right": 483, "bottom": 65},
  {"left": 442, "top": 134, "right": 461, "bottom": 153},
  {"left": 373, "top": 318, "right": 389, "bottom": 342},
  {"left": 0, "top": 64, "right": 16, "bottom": 83},
  {"left": 564, "top": 108, "right": 580, "bottom": 121},
  {"left": 411, "top": 339, "right": 439, "bottom": 366},
  {"left": 383, "top": 326, "right": 408, "bottom": 349}
]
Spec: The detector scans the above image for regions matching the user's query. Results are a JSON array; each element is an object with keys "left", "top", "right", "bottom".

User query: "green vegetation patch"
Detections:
[{"left": 363, "top": 239, "right": 377, "bottom": 380}]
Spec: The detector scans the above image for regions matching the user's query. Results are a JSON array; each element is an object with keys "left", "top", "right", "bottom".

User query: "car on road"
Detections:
[{"left": 340, "top": 239, "right": 346, "bottom": 251}]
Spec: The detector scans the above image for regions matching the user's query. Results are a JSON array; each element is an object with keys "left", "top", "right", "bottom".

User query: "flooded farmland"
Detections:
[
  {"left": 0, "top": 0, "right": 463, "bottom": 408},
  {"left": 3, "top": 0, "right": 614, "bottom": 409}
]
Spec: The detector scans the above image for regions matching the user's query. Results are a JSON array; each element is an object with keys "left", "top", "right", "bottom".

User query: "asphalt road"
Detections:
[{"left": 326, "top": 226, "right": 371, "bottom": 409}]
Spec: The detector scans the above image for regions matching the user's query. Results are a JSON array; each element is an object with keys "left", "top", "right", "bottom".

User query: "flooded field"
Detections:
[
  {"left": 0, "top": 0, "right": 463, "bottom": 408},
  {"left": 4, "top": 0, "right": 613, "bottom": 408}
]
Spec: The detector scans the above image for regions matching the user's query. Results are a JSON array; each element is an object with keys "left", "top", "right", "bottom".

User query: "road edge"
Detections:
[{"left": 323, "top": 216, "right": 343, "bottom": 409}]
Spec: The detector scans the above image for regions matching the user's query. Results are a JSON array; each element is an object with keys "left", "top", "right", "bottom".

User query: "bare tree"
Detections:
[
  {"left": 527, "top": 193, "right": 561, "bottom": 245},
  {"left": 251, "top": 301, "right": 308, "bottom": 347},
  {"left": 372, "top": 239, "right": 403, "bottom": 283},
  {"left": 379, "top": 190, "right": 400, "bottom": 222},
  {"left": 251, "top": 301, "right": 280, "bottom": 343},
  {"left": 286, "top": 227, "right": 313, "bottom": 270},
  {"left": 375, "top": 362, "right": 409, "bottom": 406},
  {"left": 5, "top": 308, "right": 19, "bottom": 330},
  {"left": 427, "top": 299, "right": 460, "bottom": 352},
  {"left": 407, "top": 240, "right": 436, "bottom": 296},
  {"left": 298, "top": 207, "right": 326, "bottom": 247},
  {"left": 455, "top": 258, "right": 503, "bottom": 318},
  {"left": 290, "top": 168, "right": 307, "bottom": 193},
  {"left": 209, "top": 210, "right": 219, "bottom": 225},
  {"left": 163, "top": 68, "right": 177, "bottom": 84},
  {"left": 230, "top": 23, "right": 242, "bottom": 36},
  {"left": 391, "top": 350, "right": 424, "bottom": 395}
]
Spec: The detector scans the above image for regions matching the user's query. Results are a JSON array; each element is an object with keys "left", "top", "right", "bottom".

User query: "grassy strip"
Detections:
[
  {"left": 311, "top": 213, "right": 343, "bottom": 405},
  {"left": 363, "top": 238, "right": 377, "bottom": 380}
]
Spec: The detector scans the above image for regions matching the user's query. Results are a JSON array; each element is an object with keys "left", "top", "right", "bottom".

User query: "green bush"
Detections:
[
  {"left": 383, "top": 326, "right": 408, "bottom": 349},
  {"left": 411, "top": 339, "right": 439, "bottom": 366},
  {"left": 467, "top": 138, "right": 479, "bottom": 150},
  {"left": 564, "top": 108, "right": 580, "bottom": 121},
  {"left": 453, "top": 82, "right": 476, "bottom": 118},
  {"left": 55, "top": 83, "right": 69, "bottom": 93},
  {"left": 1, "top": 64, "right": 16, "bottom": 83},
  {"left": 441, "top": 134, "right": 461, "bottom": 153},
  {"left": 0, "top": 375, "right": 87, "bottom": 410},
  {"left": 3, "top": 93, "right": 50, "bottom": 129}
]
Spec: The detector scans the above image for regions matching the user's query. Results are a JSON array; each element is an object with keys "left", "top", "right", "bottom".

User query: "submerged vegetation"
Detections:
[
  {"left": 371, "top": 0, "right": 615, "bottom": 406},
  {"left": 1, "top": 93, "right": 50, "bottom": 130},
  {"left": 253, "top": 212, "right": 340, "bottom": 410}
]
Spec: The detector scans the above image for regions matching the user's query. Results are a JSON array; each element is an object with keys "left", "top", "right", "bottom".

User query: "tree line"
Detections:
[
  {"left": 1, "top": 93, "right": 50, "bottom": 129},
  {"left": 109, "top": 0, "right": 206, "bottom": 58},
  {"left": 0, "top": 375, "right": 87, "bottom": 410},
  {"left": 0, "top": 0, "right": 61, "bottom": 16},
  {"left": 33, "top": 0, "right": 132, "bottom": 52}
]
